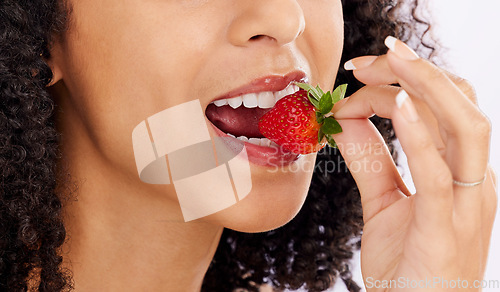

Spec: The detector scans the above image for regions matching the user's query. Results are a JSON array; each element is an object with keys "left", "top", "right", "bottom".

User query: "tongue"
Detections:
[{"left": 205, "top": 104, "right": 271, "bottom": 138}]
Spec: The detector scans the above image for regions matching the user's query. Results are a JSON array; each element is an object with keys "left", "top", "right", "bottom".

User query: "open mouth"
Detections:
[
  {"left": 205, "top": 83, "right": 300, "bottom": 146},
  {"left": 204, "top": 71, "right": 307, "bottom": 166}
]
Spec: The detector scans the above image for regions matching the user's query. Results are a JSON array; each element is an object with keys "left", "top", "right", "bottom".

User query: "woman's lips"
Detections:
[
  {"left": 207, "top": 120, "right": 301, "bottom": 167},
  {"left": 210, "top": 70, "right": 307, "bottom": 103},
  {"left": 204, "top": 70, "right": 307, "bottom": 167}
]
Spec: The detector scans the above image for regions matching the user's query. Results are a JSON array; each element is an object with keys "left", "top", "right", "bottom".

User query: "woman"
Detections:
[{"left": 0, "top": 0, "right": 496, "bottom": 291}]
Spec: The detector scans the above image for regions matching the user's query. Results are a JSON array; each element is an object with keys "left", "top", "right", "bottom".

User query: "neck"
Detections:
[
  {"left": 60, "top": 155, "right": 223, "bottom": 291},
  {"left": 54, "top": 85, "right": 223, "bottom": 291}
]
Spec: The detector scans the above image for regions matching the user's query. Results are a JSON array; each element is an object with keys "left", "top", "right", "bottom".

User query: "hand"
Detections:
[{"left": 332, "top": 37, "right": 498, "bottom": 291}]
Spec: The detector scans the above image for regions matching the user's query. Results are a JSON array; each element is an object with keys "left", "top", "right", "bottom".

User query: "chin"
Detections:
[{"left": 201, "top": 153, "right": 316, "bottom": 233}]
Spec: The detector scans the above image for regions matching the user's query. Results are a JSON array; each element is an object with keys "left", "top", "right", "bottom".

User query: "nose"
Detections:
[{"left": 227, "top": 0, "right": 306, "bottom": 47}]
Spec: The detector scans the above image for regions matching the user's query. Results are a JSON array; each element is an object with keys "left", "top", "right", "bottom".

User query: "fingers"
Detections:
[
  {"left": 384, "top": 40, "right": 491, "bottom": 225},
  {"left": 352, "top": 52, "right": 478, "bottom": 128},
  {"left": 342, "top": 37, "right": 492, "bottom": 236},
  {"left": 392, "top": 91, "right": 454, "bottom": 231},
  {"left": 333, "top": 85, "right": 398, "bottom": 119},
  {"left": 345, "top": 37, "right": 490, "bottom": 215},
  {"left": 345, "top": 55, "right": 397, "bottom": 85},
  {"left": 346, "top": 54, "right": 478, "bottom": 105},
  {"left": 333, "top": 86, "right": 454, "bottom": 227},
  {"left": 341, "top": 38, "right": 496, "bottom": 282},
  {"left": 333, "top": 118, "right": 409, "bottom": 223},
  {"left": 390, "top": 52, "right": 491, "bottom": 183},
  {"left": 333, "top": 85, "right": 446, "bottom": 153},
  {"left": 480, "top": 167, "right": 498, "bottom": 275}
]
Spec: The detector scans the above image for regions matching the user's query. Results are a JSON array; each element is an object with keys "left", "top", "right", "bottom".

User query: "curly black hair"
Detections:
[{"left": 0, "top": 0, "right": 436, "bottom": 291}]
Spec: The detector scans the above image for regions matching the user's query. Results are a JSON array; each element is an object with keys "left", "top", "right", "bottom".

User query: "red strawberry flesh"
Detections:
[
  {"left": 205, "top": 104, "right": 271, "bottom": 138},
  {"left": 258, "top": 90, "right": 325, "bottom": 154}
]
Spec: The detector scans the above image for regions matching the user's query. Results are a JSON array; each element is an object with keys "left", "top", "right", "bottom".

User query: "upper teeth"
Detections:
[{"left": 212, "top": 84, "right": 300, "bottom": 109}]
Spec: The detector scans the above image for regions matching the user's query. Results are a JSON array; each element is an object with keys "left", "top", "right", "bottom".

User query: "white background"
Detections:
[
  {"left": 428, "top": 1, "right": 499, "bottom": 290},
  {"left": 330, "top": 1, "right": 500, "bottom": 291}
]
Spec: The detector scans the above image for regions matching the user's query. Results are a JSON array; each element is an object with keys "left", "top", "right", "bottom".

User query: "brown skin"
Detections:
[
  {"left": 332, "top": 43, "right": 497, "bottom": 290},
  {"left": 47, "top": 0, "right": 497, "bottom": 290},
  {"left": 47, "top": 0, "right": 343, "bottom": 290}
]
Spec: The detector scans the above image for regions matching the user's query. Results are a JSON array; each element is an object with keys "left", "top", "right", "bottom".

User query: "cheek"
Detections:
[
  {"left": 57, "top": 1, "right": 224, "bottom": 173},
  {"left": 57, "top": 0, "right": 343, "bottom": 229},
  {"left": 61, "top": 1, "right": 219, "bottom": 118},
  {"left": 298, "top": 0, "right": 344, "bottom": 88}
]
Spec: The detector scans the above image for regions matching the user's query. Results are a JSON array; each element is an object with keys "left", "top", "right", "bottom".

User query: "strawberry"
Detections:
[{"left": 258, "top": 83, "right": 347, "bottom": 154}]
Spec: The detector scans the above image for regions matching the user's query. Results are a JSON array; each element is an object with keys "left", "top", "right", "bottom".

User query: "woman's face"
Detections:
[{"left": 50, "top": 0, "right": 343, "bottom": 232}]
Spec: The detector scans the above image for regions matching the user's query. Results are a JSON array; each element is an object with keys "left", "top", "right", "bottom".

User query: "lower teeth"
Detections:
[{"left": 226, "top": 133, "right": 276, "bottom": 147}]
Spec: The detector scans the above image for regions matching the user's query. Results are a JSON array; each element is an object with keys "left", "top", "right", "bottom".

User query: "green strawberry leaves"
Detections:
[
  {"left": 319, "top": 91, "right": 333, "bottom": 115},
  {"left": 325, "top": 135, "right": 337, "bottom": 148},
  {"left": 318, "top": 129, "right": 325, "bottom": 144},
  {"left": 332, "top": 84, "right": 347, "bottom": 103},
  {"left": 321, "top": 117, "right": 342, "bottom": 134},
  {"left": 297, "top": 83, "right": 321, "bottom": 108},
  {"left": 315, "top": 111, "right": 325, "bottom": 124},
  {"left": 297, "top": 82, "right": 347, "bottom": 148}
]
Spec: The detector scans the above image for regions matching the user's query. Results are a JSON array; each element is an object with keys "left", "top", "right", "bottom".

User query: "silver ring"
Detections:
[{"left": 453, "top": 176, "right": 487, "bottom": 187}]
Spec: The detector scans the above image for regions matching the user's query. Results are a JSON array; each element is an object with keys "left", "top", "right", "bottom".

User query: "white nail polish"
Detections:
[
  {"left": 385, "top": 36, "right": 398, "bottom": 52},
  {"left": 395, "top": 89, "right": 419, "bottom": 122},
  {"left": 396, "top": 90, "right": 409, "bottom": 108},
  {"left": 344, "top": 60, "right": 356, "bottom": 71},
  {"left": 384, "top": 36, "right": 420, "bottom": 61}
]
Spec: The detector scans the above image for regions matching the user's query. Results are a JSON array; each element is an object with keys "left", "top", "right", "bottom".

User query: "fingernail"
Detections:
[
  {"left": 396, "top": 90, "right": 419, "bottom": 122},
  {"left": 384, "top": 36, "right": 419, "bottom": 61},
  {"left": 344, "top": 56, "right": 378, "bottom": 71}
]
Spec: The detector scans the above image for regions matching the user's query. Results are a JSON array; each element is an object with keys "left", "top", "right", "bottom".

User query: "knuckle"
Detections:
[
  {"left": 459, "top": 217, "right": 482, "bottom": 238},
  {"left": 423, "top": 234, "right": 458, "bottom": 263},
  {"left": 469, "top": 114, "right": 492, "bottom": 140},
  {"left": 414, "top": 134, "right": 435, "bottom": 152},
  {"left": 349, "top": 140, "right": 386, "bottom": 161},
  {"left": 455, "top": 77, "right": 478, "bottom": 102},
  {"left": 358, "top": 85, "right": 374, "bottom": 94},
  {"left": 421, "top": 59, "right": 445, "bottom": 77},
  {"left": 432, "top": 167, "right": 453, "bottom": 191},
  {"left": 419, "top": 65, "right": 447, "bottom": 89}
]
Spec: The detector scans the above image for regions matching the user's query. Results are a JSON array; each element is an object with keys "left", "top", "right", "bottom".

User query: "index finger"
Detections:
[
  {"left": 349, "top": 55, "right": 479, "bottom": 105},
  {"left": 383, "top": 37, "right": 491, "bottom": 183},
  {"left": 334, "top": 118, "right": 409, "bottom": 222}
]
